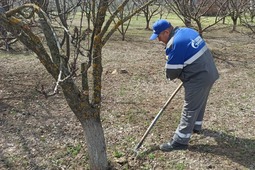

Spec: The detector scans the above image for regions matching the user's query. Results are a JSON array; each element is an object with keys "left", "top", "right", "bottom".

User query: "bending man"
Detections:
[{"left": 149, "top": 19, "right": 219, "bottom": 152}]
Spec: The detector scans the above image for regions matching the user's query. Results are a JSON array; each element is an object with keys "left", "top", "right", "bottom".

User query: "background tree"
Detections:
[
  {"left": 240, "top": 0, "right": 255, "bottom": 34},
  {"left": 0, "top": 0, "right": 156, "bottom": 169},
  {"left": 83, "top": 0, "right": 92, "bottom": 31},
  {"left": 248, "top": 0, "right": 255, "bottom": 22},
  {"left": 165, "top": 0, "right": 230, "bottom": 35},
  {"left": 227, "top": 0, "right": 250, "bottom": 32},
  {"left": 108, "top": 0, "right": 135, "bottom": 41},
  {"left": 0, "top": 0, "right": 10, "bottom": 50},
  {"left": 165, "top": 0, "right": 194, "bottom": 27},
  {"left": 133, "top": 0, "right": 161, "bottom": 30}
]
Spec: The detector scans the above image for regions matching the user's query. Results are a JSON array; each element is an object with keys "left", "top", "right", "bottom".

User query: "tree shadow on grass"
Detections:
[
  {"left": 0, "top": 101, "right": 46, "bottom": 169},
  {"left": 0, "top": 95, "right": 69, "bottom": 169},
  {"left": 189, "top": 129, "right": 255, "bottom": 169}
]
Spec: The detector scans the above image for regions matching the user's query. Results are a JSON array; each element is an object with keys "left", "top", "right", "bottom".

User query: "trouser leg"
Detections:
[
  {"left": 172, "top": 83, "right": 212, "bottom": 145},
  {"left": 193, "top": 85, "right": 211, "bottom": 131}
]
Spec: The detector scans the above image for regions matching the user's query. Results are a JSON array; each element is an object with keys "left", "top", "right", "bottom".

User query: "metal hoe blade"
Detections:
[{"left": 133, "top": 82, "right": 183, "bottom": 153}]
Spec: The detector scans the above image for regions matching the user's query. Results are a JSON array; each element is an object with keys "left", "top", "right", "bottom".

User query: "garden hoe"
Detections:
[{"left": 133, "top": 82, "right": 183, "bottom": 155}]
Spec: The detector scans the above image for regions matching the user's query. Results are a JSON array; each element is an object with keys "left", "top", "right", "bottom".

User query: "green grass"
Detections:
[
  {"left": 175, "top": 162, "right": 186, "bottom": 170},
  {"left": 113, "top": 150, "right": 124, "bottom": 158},
  {"left": 148, "top": 153, "right": 155, "bottom": 160},
  {"left": 66, "top": 144, "right": 82, "bottom": 157}
]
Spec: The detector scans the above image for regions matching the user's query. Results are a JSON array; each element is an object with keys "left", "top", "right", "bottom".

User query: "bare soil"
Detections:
[{"left": 0, "top": 25, "right": 255, "bottom": 170}]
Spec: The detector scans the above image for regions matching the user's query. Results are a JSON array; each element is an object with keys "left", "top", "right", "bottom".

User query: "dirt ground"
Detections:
[{"left": 0, "top": 25, "right": 255, "bottom": 170}]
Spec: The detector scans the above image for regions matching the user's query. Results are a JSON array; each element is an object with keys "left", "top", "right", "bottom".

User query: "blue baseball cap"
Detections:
[{"left": 150, "top": 19, "right": 171, "bottom": 40}]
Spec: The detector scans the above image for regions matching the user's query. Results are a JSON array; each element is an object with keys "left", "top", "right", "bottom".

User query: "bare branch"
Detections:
[
  {"left": 102, "top": 0, "right": 157, "bottom": 45},
  {"left": 100, "top": 0, "right": 129, "bottom": 38}
]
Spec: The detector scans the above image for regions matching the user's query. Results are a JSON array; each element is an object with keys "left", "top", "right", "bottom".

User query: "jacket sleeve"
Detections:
[
  {"left": 164, "top": 30, "right": 184, "bottom": 80},
  {"left": 166, "top": 68, "right": 182, "bottom": 80},
  {"left": 165, "top": 53, "right": 184, "bottom": 80}
]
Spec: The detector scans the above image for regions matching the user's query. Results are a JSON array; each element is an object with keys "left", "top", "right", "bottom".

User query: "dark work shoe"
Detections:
[
  {"left": 193, "top": 129, "right": 202, "bottom": 134},
  {"left": 159, "top": 140, "right": 188, "bottom": 152}
]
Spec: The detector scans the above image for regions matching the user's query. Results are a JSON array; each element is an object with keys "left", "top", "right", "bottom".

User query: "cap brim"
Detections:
[{"left": 149, "top": 33, "right": 158, "bottom": 40}]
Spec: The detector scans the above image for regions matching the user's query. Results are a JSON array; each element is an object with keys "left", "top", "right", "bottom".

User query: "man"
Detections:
[{"left": 150, "top": 19, "right": 219, "bottom": 152}]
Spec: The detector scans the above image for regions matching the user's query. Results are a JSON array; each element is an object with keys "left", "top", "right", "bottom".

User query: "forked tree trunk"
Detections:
[
  {"left": 61, "top": 81, "right": 108, "bottom": 169},
  {"left": 60, "top": 52, "right": 107, "bottom": 169},
  {"left": 184, "top": 17, "right": 192, "bottom": 27}
]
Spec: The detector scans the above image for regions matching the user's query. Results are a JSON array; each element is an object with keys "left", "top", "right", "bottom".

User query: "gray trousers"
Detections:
[
  {"left": 170, "top": 49, "right": 218, "bottom": 145},
  {"left": 172, "top": 81, "right": 213, "bottom": 145}
]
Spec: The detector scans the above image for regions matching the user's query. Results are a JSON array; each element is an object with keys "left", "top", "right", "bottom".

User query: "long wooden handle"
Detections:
[{"left": 134, "top": 82, "right": 183, "bottom": 151}]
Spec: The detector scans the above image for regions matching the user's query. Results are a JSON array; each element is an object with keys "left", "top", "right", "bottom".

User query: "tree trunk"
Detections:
[
  {"left": 195, "top": 19, "right": 203, "bottom": 36},
  {"left": 81, "top": 116, "right": 108, "bottom": 170},
  {"left": 184, "top": 17, "right": 192, "bottom": 27},
  {"left": 144, "top": 6, "right": 150, "bottom": 30},
  {"left": 232, "top": 18, "right": 238, "bottom": 32},
  {"left": 145, "top": 20, "right": 150, "bottom": 30},
  {"left": 222, "top": 17, "right": 226, "bottom": 24},
  {"left": 59, "top": 71, "right": 107, "bottom": 169},
  {"left": 61, "top": 83, "right": 108, "bottom": 169}
]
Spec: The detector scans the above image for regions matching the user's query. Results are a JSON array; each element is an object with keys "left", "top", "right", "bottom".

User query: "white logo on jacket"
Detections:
[{"left": 191, "top": 36, "right": 203, "bottom": 48}]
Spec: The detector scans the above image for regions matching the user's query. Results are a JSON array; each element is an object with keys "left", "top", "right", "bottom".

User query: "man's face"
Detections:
[{"left": 157, "top": 30, "right": 169, "bottom": 45}]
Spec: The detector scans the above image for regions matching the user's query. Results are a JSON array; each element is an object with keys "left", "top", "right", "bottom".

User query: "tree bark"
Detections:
[
  {"left": 231, "top": 14, "right": 238, "bottom": 32},
  {"left": 81, "top": 116, "right": 108, "bottom": 170},
  {"left": 60, "top": 75, "right": 107, "bottom": 169}
]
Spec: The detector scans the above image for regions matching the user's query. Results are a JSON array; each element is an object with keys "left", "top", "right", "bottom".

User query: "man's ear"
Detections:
[
  {"left": 165, "top": 29, "right": 171, "bottom": 36},
  {"left": 167, "top": 27, "right": 173, "bottom": 36}
]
